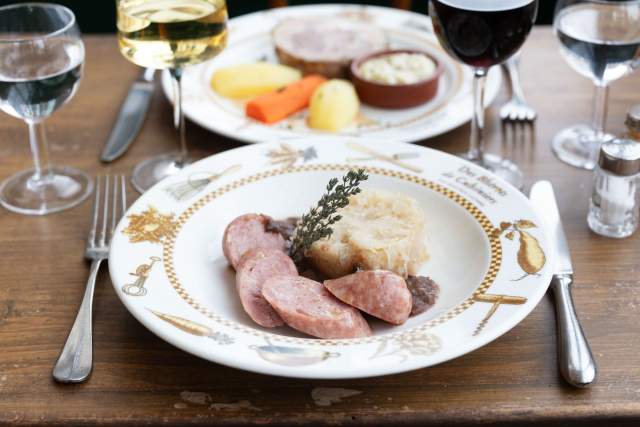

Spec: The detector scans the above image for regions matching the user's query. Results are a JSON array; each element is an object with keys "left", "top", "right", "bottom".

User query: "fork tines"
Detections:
[
  {"left": 87, "top": 175, "right": 127, "bottom": 250},
  {"left": 499, "top": 103, "right": 538, "bottom": 123}
]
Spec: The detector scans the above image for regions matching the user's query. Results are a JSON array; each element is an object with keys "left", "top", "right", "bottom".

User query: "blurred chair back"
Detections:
[{"left": 268, "top": 1, "right": 412, "bottom": 9}]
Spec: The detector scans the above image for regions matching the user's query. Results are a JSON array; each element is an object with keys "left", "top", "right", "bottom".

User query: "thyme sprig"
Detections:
[{"left": 290, "top": 169, "right": 369, "bottom": 265}]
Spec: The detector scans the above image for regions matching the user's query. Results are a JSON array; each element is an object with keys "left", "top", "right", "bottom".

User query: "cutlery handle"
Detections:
[
  {"left": 504, "top": 55, "right": 526, "bottom": 102},
  {"left": 551, "top": 276, "right": 597, "bottom": 388},
  {"left": 52, "top": 259, "right": 103, "bottom": 383}
]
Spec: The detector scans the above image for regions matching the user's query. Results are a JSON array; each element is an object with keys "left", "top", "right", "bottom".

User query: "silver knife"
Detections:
[
  {"left": 100, "top": 68, "right": 156, "bottom": 162},
  {"left": 530, "top": 181, "right": 597, "bottom": 388}
]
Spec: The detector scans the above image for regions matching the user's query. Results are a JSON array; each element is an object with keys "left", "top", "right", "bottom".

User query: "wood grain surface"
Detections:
[{"left": 0, "top": 30, "right": 639, "bottom": 427}]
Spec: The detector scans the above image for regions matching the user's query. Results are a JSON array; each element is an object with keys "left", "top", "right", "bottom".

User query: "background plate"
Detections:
[{"left": 161, "top": 4, "right": 502, "bottom": 145}]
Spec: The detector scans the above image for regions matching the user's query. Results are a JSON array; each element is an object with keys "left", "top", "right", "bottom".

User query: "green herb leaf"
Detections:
[{"left": 290, "top": 169, "right": 368, "bottom": 265}]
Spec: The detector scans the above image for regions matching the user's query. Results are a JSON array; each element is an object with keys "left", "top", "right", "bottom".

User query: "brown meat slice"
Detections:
[
  {"left": 222, "top": 214, "right": 286, "bottom": 269},
  {"left": 235, "top": 248, "right": 298, "bottom": 328},
  {"left": 324, "top": 270, "right": 412, "bottom": 325},
  {"left": 262, "top": 276, "right": 372, "bottom": 339},
  {"left": 406, "top": 275, "right": 440, "bottom": 316},
  {"left": 265, "top": 217, "right": 299, "bottom": 242},
  {"left": 273, "top": 17, "right": 387, "bottom": 78}
]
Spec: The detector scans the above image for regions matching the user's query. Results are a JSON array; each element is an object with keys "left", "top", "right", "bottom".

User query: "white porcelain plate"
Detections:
[
  {"left": 109, "top": 139, "right": 554, "bottom": 379},
  {"left": 161, "top": 4, "right": 502, "bottom": 145}
]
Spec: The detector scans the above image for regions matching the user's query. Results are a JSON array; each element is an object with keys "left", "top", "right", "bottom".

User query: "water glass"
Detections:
[
  {"left": 553, "top": 0, "right": 640, "bottom": 169},
  {"left": 0, "top": 3, "right": 92, "bottom": 215}
]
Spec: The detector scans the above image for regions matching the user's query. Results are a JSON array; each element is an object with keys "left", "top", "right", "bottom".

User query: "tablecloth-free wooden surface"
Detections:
[{"left": 0, "top": 30, "right": 639, "bottom": 426}]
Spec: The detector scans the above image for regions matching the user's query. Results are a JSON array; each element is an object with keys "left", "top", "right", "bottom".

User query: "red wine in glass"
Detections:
[
  {"left": 429, "top": 0, "right": 538, "bottom": 68},
  {"left": 427, "top": 0, "right": 538, "bottom": 189}
]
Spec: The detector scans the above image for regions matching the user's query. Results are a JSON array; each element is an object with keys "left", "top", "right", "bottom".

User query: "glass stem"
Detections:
[
  {"left": 591, "top": 83, "right": 609, "bottom": 140},
  {"left": 170, "top": 67, "right": 188, "bottom": 167},
  {"left": 27, "top": 119, "right": 52, "bottom": 183},
  {"left": 469, "top": 68, "right": 488, "bottom": 163}
]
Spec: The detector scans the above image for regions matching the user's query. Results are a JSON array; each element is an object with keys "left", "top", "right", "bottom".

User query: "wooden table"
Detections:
[{"left": 1, "top": 29, "right": 639, "bottom": 427}]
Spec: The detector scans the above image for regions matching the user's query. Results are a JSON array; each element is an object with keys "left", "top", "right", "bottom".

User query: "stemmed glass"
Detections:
[
  {"left": 553, "top": 0, "right": 640, "bottom": 170},
  {"left": 116, "top": 0, "right": 228, "bottom": 193},
  {"left": 429, "top": 0, "right": 539, "bottom": 189},
  {"left": 0, "top": 3, "right": 92, "bottom": 215}
]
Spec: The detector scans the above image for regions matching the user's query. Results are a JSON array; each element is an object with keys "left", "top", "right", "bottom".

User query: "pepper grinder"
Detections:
[{"left": 587, "top": 138, "right": 640, "bottom": 238}]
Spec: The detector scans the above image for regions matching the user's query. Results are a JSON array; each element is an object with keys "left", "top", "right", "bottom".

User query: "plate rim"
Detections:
[{"left": 109, "top": 139, "right": 555, "bottom": 379}]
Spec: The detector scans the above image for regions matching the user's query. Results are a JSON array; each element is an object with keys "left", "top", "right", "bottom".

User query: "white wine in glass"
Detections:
[{"left": 116, "top": 0, "right": 228, "bottom": 193}]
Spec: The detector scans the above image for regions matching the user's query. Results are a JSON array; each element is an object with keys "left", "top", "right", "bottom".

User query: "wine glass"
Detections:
[
  {"left": 0, "top": 3, "right": 92, "bottom": 215},
  {"left": 429, "top": 0, "right": 539, "bottom": 189},
  {"left": 116, "top": 0, "right": 228, "bottom": 193},
  {"left": 553, "top": 0, "right": 640, "bottom": 170}
]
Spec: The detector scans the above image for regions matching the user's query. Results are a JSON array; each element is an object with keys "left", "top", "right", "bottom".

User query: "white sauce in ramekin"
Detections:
[{"left": 358, "top": 53, "right": 436, "bottom": 85}]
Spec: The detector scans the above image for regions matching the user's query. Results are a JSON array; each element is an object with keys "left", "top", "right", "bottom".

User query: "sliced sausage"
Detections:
[
  {"left": 262, "top": 276, "right": 372, "bottom": 339},
  {"left": 324, "top": 270, "right": 412, "bottom": 325},
  {"left": 222, "top": 214, "right": 287, "bottom": 269},
  {"left": 235, "top": 248, "right": 298, "bottom": 328}
]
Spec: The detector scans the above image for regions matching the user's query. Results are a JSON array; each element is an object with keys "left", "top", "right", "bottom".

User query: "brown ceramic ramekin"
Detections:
[{"left": 350, "top": 49, "right": 444, "bottom": 109}]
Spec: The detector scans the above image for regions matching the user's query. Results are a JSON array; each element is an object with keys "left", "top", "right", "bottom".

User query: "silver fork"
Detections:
[
  {"left": 53, "top": 175, "right": 127, "bottom": 383},
  {"left": 500, "top": 53, "right": 537, "bottom": 123}
]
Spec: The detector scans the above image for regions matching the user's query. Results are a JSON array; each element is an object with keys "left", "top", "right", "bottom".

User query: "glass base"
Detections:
[
  {"left": 552, "top": 125, "right": 615, "bottom": 170},
  {"left": 131, "top": 152, "right": 192, "bottom": 194},
  {"left": 0, "top": 166, "right": 93, "bottom": 215},
  {"left": 588, "top": 204, "right": 637, "bottom": 239},
  {"left": 460, "top": 152, "right": 524, "bottom": 190}
]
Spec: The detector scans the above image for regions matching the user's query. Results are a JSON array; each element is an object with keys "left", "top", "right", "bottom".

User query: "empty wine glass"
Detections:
[
  {"left": 553, "top": 0, "right": 640, "bottom": 169},
  {"left": 429, "top": 0, "right": 539, "bottom": 189},
  {"left": 116, "top": 0, "right": 228, "bottom": 193},
  {"left": 0, "top": 3, "right": 92, "bottom": 215}
]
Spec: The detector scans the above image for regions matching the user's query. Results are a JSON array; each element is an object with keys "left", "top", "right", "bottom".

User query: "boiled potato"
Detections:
[
  {"left": 211, "top": 62, "right": 301, "bottom": 99},
  {"left": 308, "top": 79, "right": 359, "bottom": 132}
]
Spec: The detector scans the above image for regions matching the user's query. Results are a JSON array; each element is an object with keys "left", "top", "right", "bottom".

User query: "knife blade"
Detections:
[
  {"left": 530, "top": 181, "right": 597, "bottom": 388},
  {"left": 530, "top": 181, "right": 574, "bottom": 276},
  {"left": 100, "top": 68, "right": 156, "bottom": 163}
]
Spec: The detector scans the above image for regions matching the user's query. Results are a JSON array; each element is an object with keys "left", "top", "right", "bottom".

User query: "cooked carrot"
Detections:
[{"left": 245, "top": 75, "right": 327, "bottom": 124}]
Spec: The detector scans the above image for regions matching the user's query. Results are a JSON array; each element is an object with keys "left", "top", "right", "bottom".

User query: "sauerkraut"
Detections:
[{"left": 308, "top": 189, "right": 428, "bottom": 278}]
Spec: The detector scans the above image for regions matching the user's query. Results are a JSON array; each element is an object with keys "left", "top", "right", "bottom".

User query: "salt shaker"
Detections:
[{"left": 588, "top": 138, "right": 640, "bottom": 238}]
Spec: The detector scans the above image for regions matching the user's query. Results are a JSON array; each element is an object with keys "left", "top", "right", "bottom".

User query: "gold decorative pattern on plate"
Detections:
[
  {"left": 164, "top": 164, "right": 242, "bottom": 202},
  {"left": 337, "top": 7, "right": 376, "bottom": 22},
  {"left": 250, "top": 339, "right": 340, "bottom": 367},
  {"left": 161, "top": 164, "right": 503, "bottom": 346},
  {"left": 123, "top": 206, "right": 177, "bottom": 244},
  {"left": 369, "top": 331, "right": 441, "bottom": 363},
  {"left": 266, "top": 143, "right": 317, "bottom": 169},
  {"left": 346, "top": 142, "right": 423, "bottom": 173},
  {"left": 122, "top": 256, "right": 161, "bottom": 297},
  {"left": 491, "top": 220, "right": 546, "bottom": 280},
  {"left": 472, "top": 294, "right": 527, "bottom": 336},
  {"left": 148, "top": 309, "right": 234, "bottom": 344}
]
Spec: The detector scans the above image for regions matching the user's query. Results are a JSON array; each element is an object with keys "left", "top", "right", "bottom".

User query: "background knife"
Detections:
[
  {"left": 100, "top": 68, "right": 156, "bottom": 162},
  {"left": 530, "top": 181, "right": 597, "bottom": 388}
]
